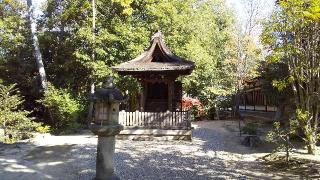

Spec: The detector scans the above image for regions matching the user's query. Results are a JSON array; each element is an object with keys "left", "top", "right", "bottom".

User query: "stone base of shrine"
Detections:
[{"left": 116, "top": 128, "right": 192, "bottom": 141}]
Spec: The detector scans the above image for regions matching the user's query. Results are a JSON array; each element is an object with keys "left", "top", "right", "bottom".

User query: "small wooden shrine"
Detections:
[{"left": 113, "top": 31, "right": 195, "bottom": 112}]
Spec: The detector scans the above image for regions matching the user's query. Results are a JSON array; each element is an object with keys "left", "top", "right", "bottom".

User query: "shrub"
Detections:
[
  {"left": 266, "top": 121, "right": 297, "bottom": 163},
  {"left": 182, "top": 96, "right": 205, "bottom": 120},
  {"left": 39, "top": 84, "right": 84, "bottom": 133},
  {"left": 242, "top": 123, "right": 258, "bottom": 135},
  {"left": 0, "top": 84, "right": 42, "bottom": 143},
  {"left": 36, "top": 125, "right": 51, "bottom": 134}
]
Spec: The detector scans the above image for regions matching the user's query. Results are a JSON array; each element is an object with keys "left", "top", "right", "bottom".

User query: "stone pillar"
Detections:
[
  {"left": 96, "top": 136, "right": 117, "bottom": 180},
  {"left": 89, "top": 78, "right": 124, "bottom": 180},
  {"left": 90, "top": 124, "right": 123, "bottom": 180}
]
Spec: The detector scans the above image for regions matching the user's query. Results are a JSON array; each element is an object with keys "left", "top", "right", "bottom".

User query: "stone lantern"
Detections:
[{"left": 90, "top": 77, "right": 125, "bottom": 180}]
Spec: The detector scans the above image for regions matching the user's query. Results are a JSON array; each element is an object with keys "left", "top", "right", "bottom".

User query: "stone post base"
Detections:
[
  {"left": 90, "top": 124, "right": 123, "bottom": 180},
  {"left": 95, "top": 136, "right": 119, "bottom": 180}
]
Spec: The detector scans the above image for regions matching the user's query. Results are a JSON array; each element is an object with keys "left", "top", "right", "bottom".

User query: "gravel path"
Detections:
[{"left": 0, "top": 121, "right": 303, "bottom": 179}]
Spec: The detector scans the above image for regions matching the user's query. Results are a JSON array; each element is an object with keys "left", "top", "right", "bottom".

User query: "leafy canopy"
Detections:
[{"left": 40, "top": 0, "right": 237, "bottom": 111}]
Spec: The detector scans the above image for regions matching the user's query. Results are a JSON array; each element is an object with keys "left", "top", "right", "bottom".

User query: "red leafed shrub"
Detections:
[{"left": 182, "top": 96, "right": 205, "bottom": 119}]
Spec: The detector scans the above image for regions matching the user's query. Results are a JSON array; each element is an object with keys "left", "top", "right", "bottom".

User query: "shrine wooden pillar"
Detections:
[
  {"left": 168, "top": 81, "right": 174, "bottom": 111},
  {"left": 140, "top": 80, "right": 147, "bottom": 111}
]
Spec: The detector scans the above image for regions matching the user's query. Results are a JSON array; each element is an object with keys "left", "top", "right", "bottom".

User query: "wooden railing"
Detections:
[
  {"left": 118, "top": 111, "right": 192, "bottom": 130},
  {"left": 239, "top": 105, "right": 277, "bottom": 112}
]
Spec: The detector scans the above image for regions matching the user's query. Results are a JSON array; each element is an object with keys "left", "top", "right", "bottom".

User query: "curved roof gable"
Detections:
[{"left": 113, "top": 31, "right": 195, "bottom": 74}]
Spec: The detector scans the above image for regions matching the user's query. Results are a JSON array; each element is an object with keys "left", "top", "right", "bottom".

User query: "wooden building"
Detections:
[
  {"left": 239, "top": 78, "right": 278, "bottom": 112},
  {"left": 113, "top": 31, "right": 195, "bottom": 112},
  {"left": 112, "top": 31, "right": 195, "bottom": 140}
]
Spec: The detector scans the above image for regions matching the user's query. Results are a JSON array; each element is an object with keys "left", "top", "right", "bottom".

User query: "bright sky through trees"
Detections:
[
  {"left": 32, "top": 0, "right": 274, "bottom": 42},
  {"left": 226, "top": 0, "right": 274, "bottom": 21},
  {"left": 226, "top": 0, "right": 275, "bottom": 43}
]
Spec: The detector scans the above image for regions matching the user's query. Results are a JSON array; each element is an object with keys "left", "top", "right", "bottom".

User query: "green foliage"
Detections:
[
  {"left": 0, "top": 0, "right": 38, "bottom": 99},
  {"left": 258, "top": 61, "right": 292, "bottom": 106},
  {"left": 266, "top": 121, "right": 297, "bottom": 163},
  {"left": 60, "top": 123, "right": 84, "bottom": 135},
  {"left": 218, "top": 96, "right": 233, "bottom": 109},
  {"left": 242, "top": 123, "right": 258, "bottom": 135},
  {"left": 0, "top": 84, "right": 41, "bottom": 143},
  {"left": 182, "top": 1, "right": 236, "bottom": 111},
  {"left": 39, "top": 0, "right": 237, "bottom": 113},
  {"left": 295, "top": 109, "right": 319, "bottom": 152},
  {"left": 262, "top": 0, "right": 320, "bottom": 155},
  {"left": 229, "top": 35, "right": 263, "bottom": 82},
  {"left": 205, "top": 95, "right": 232, "bottom": 119},
  {"left": 190, "top": 105, "right": 205, "bottom": 121},
  {"left": 36, "top": 125, "right": 51, "bottom": 134},
  {"left": 0, "top": 0, "right": 262, "bottom": 131},
  {"left": 39, "top": 84, "right": 84, "bottom": 132}
]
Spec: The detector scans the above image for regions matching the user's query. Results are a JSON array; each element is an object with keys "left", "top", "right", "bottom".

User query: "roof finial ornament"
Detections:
[{"left": 151, "top": 30, "right": 163, "bottom": 41}]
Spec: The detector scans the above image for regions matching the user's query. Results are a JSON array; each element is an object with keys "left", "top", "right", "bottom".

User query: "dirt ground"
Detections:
[{"left": 0, "top": 120, "right": 319, "bottom": 180}]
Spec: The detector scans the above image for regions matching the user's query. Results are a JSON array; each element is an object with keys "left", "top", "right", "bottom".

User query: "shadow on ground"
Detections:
[
  {"left": 0, "top": 120, "right": 319, "bottom": 179},
  {"left": 192, "top": 120, "right": 320, "bottom": 178},
  {"left": 0, "top": 143, "right": 96, "bottom": 179}
]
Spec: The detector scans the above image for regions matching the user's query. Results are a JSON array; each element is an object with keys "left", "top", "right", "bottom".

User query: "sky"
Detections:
[
  {"left": 226, "top": 1, "right": 275, "bottom": 29},
  {"left": 226, "top": 0, "right": 275, "bottom": 44},
  {"left": 226, "top": 0, "right": 275, "bottom": 21},
  {"left": 32, "top": 0, "right": 46, "bottom": 16}
]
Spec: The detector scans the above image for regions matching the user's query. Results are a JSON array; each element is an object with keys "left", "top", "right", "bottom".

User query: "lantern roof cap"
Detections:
[
  {"left": 93, "top": 88, "right": 124, "bottom": 102},
  {"left": 92, "top": 78, "right": 125, "bottom": 102}
]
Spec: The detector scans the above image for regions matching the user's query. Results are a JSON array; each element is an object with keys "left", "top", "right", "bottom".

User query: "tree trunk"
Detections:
[
  {"left": 87, "top": 83, "right": 95, "bottom": 126},
  {"left": 307, "top": 144, "right": 316, "bottom": 155},
  {"left": 307, "top": 133, "right": 317, "bottom": 155},
  {"left": 3, "top": 120, "right": 6, "bottom": 139},
  {"left": 87, "top": 0, "right": 96, "bottom": 127},
  {"left": 216, "top": 109, "right": 220, "bottom": 120},
  {"left": 215, "top": 106, "right": 220, "bottom": 120},
  {"left": 233, "top": 90, "right": 241, "bottom": 118},
  {"left": 27, "top": 0, "right": 47, "bottom": 90},
  {"left": 285, "top": 135, "right": 290, "bottom": 163},
  {"left": 274, "top": 101, "right": 288, "bottom": 125}
]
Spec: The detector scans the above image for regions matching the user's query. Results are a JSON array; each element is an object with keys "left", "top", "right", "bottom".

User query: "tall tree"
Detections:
[
  {"left": 27, "top": 0, "right": 47, "bottom": 90},
  {"left": 87, "top": 0, "right": 96, "bottom": 126},
  {"left": 40, "top": 0, "right": 236, "bottom": 113},
  {"left": 0, "top": 0, "right": 41, "bottom": 111},
  {"left": 262, "top": 0, "right": 320, "bottom": 154},
  {"left": 230, "top": 0, "right": 264, "bottom": 117},
  {"left": 243, "top": 0, "right": 264, "bottom": 36}
]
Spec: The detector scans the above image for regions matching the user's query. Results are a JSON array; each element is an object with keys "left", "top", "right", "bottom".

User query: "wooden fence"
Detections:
[
  {"left": 118, "top": 111, "right": 192, "bottom": 130},
  {"left": 239, "top": 105, "right": 277, "bottom": 112}
]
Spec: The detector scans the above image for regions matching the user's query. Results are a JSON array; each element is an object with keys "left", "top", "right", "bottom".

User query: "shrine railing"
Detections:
[{"left": 118, "top": 110, "right": 192, "bottom": 130}]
